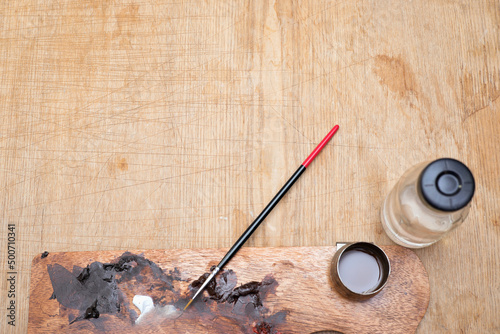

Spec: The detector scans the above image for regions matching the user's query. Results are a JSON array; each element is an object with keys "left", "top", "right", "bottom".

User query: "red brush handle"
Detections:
[{"left": 302, "top": 125, "right": 339, "bottom": 168}]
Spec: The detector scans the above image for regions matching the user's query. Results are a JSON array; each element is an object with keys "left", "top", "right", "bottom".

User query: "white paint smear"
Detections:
[{"left": 133, "top": 295, "right": 182, "bottom": 324}]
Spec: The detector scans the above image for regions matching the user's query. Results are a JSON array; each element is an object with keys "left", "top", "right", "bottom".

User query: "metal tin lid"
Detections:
[
  {"left": 419, "top": 158, "right": 475, "bottom": 212},
  {"left": 330, "top": 242, "right": 390, "bottom": 301}
]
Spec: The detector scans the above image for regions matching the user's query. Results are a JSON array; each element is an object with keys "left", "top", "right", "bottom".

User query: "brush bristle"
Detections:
[{"left": 183, "top": 299, "right": 193, "bottom": 311}]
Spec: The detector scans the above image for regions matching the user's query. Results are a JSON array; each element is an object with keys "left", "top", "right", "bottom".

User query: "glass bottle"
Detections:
[{"left": 381, "top": 158, "right": 475, "bottom": 248}]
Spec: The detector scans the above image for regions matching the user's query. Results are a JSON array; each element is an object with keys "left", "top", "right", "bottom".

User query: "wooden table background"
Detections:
[{"left": 0, "top": 0, "right": 498, "bottom": 333}]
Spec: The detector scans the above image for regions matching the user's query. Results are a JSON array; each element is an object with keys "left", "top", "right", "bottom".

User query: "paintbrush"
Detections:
[{"left": 184, "top": 125, "right": 340, "bottom": 310}]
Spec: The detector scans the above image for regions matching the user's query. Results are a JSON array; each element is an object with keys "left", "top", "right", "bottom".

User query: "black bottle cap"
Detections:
[{"left": 419, "top": 158, "right": 475, "bottom": 212}]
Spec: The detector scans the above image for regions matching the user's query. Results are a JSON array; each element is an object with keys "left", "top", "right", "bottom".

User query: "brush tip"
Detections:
[{"left": 183, "top": 299, "right": 193, "bottom": 311}]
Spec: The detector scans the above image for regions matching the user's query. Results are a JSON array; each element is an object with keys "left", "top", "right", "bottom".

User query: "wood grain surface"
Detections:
[
  {"left": 28, "top": 246, "right": 429, "bottom": 333},
  {"left": 0, "top": 0, "right": 499, "bottom": 333}
]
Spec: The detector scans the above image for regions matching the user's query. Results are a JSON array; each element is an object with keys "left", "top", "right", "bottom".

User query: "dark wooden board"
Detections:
[{"left": 28, "top": 246, "right": 429, "bottom": 333}]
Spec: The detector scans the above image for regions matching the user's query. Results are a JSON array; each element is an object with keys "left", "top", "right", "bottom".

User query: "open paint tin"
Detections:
[{"left": 330, "top": 242, "right": 391, "bottom": 300}]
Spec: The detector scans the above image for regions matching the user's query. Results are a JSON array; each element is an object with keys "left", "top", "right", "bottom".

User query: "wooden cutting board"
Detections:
[{"left": 28, "top": 246, "right": 429, "bottom": 334}]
